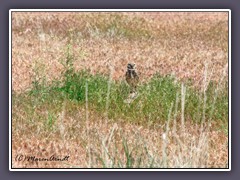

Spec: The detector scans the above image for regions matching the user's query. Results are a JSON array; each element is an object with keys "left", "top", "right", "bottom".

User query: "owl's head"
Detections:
[{"left": 127, "top": 63, "right": 136, "bottom": 70}]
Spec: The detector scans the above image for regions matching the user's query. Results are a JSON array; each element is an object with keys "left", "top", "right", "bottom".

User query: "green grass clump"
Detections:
[{"left": 15, "top": 67, "right": 228, "bottom": 128}]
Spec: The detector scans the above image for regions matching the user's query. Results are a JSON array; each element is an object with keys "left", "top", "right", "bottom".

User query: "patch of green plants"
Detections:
[{"left": 16, "top": 65, "right": 228, "bottom": 128}]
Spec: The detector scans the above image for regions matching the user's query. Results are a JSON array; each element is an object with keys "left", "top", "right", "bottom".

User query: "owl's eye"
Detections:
[
  {"left": 127, "top": 64, "right": 132, "bottom": 69},
  {"left": 127, "top": 63, "right": 136, "bottom": 69}
]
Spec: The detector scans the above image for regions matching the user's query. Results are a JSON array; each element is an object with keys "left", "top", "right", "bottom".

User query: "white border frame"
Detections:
[{"left": 9, "top": 9, "right": 231, "bottom": 171}]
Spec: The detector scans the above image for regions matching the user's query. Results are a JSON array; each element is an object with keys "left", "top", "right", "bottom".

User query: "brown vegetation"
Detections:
[{"left": 11, "top": 11, "right": 229, "bottom": 169}]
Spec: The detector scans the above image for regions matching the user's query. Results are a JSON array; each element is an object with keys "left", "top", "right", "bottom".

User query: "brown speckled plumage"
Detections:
[{"left": 125, "top": 63, "right": 139, "bottom": 93}]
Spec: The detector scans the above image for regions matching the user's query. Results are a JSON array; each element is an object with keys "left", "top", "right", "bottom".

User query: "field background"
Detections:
[{"left": 12, "top": 12, "right": 229, "bottom": 168}]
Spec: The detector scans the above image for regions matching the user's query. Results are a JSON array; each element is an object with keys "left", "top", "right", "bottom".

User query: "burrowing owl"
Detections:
[{"left": 125, "top": 63, "right": 139, "bottom": 94}]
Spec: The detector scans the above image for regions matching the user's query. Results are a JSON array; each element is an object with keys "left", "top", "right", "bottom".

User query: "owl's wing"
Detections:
[{"left": 132, "top": 71, "right": 139, "bottom": 80}]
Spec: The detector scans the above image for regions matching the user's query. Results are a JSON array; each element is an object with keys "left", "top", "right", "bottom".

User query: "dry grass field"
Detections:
[{"left": 11, "top": 12, "right": 229, "bottom": 168}]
